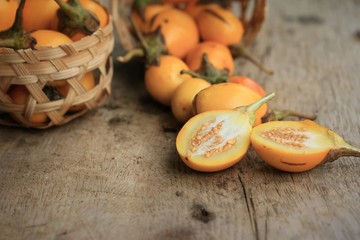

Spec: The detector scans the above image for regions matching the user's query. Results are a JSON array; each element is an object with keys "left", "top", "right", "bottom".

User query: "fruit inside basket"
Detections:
[
  {"left": 0, "top": 0, "right": 114, "bottom": 129},
  {"left": 111, "top": 0, "right": 268, "bottom": 52}
]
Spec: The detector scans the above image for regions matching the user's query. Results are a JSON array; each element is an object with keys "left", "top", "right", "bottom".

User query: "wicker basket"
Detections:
[
  {"left": 111, "top": 0, "right": 267, "bottom": 52},
  {"left": 0, "top": 4, "right": 114, "bottom": 129}
]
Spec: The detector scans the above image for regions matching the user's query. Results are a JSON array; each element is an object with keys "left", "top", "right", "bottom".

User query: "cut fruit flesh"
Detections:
[
  {"left": 251, "top": 120, "right": 339, "bottom": 172},
  {"left": 176, "top": 110, "right": 252, "bottom": 172}
]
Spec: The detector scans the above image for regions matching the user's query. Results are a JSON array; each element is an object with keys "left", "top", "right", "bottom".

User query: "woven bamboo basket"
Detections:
[
  {"left": 111, "top": 0, "right": 267, "bottom": 52},
  {"left": 0, "top": 3, "right": 114, "bottom": 129}
]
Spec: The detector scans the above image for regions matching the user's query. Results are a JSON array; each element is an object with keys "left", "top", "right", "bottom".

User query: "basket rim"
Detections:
[
  {"left": 0, "top": 16, "right": 114, "bottom": 63},
  {"left": 0, "top": 19, "right": 114, "bottom": 81}
]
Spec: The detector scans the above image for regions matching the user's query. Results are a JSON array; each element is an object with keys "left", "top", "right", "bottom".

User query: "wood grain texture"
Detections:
[{"left": 0, "top": 0, "right": 360, "bottom": 239}]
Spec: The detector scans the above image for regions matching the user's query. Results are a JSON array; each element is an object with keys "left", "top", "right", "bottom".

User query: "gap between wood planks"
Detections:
[{"left": 238, "top": 172, "right": 260, "bottom": 240}]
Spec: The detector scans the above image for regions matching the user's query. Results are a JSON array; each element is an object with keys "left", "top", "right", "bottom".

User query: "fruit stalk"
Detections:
[
  {"left": 123, "top": 15, "right": 167, "bottom": 66},
  {"left": 230, "top": 44, "right": 274, "bottom": 75},
  {"left": 180, "top": 68, "right": 227, "bottom": 84},
  {"left": 323, "top": 134, "right": 360, "bottom": 163},
  {"left": 243, "top": 92, "right": 275, "bottom": 112},
  {"left": 237, "top": 92, "right": 275, "bottom": 126},
  {"left": 53, "top": 0, "right": 100, "bottom": 37},
  {"left": 180, "top": 54, "right": 230, "bottom": 84},
  {"left": 262, "top": 109, "right": 317, "bottom": 122},
  {"left": 0, "top": 0, "right": 36, "bottom": 50},
  {"left": 117, "top": 48, "right": 145, "bottom": 63}
]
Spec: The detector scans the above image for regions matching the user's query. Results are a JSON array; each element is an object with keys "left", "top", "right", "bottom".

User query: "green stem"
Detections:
[
  {"left": 321, "top": 131, "right": 360, "bottom": 163},
  {"left": 231, "top": 44, "right": 274, "bottom": 76},
  {"left": 180, "top": 70, "right": 205, "bottom": 79},
  {"left": 235, "top": 92, "right": 275, "bottom": 126},
  {"left": 262, "top": 110, "right": 317, "bottom": 122},
  {"left": 0, "top": 39, "right": 16, "bottom": 49},
  {"left": 196, "top": 53, "right": 229, "bottom": 84},
  {"left": 180, "top": 69, "right": 217, "bottom": 83},
  {"left": 342, "top": 145, "right": 360, "bottom": 158},
  {"left": 130, "top": 15, "right": 149, "bottom": 50},
  {"left": 54, "top": 0, "right": 78, "bottom": 17},
  {"left": 0, "top": 0, "right": 36, "bottom": 50},
  {"left": 11, "top": 0, "right": 26, "bottom": 32},
  {"left": 323, "top": 146, "right": 360, "bottom": 163},
  {"left": 285, "top": 111, "right": 317, "bottom": 120},
  {"left": 245, "top": 92, "right": 275, "bottom": 113},
  {"left": 117, "top": 48, "right": 145, "bottom": 63},
  {"left": 128, "top": 11, "right": 167, "bottom": 66},
  {"left": 53, "top": 0, "right": 99, "bottom": 36},
  {"left": 180, "top": 67, "right": 228, "bottom": 84}
]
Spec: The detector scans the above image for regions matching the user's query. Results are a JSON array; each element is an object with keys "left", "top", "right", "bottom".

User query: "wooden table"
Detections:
[{"left": 1, "top": 0, "right": 360, "bottom": 239}]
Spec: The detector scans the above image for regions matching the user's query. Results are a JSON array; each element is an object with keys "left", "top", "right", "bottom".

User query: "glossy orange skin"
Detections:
[
  {"left": 57, "top": 71, "right": 96, "bottom": 112},
  {"left": 250, "top": 120, "right": 334, "bottom": 172},
  {"left": 31, "top": 30, "right": 72, "bottom": 48},
  {"left": 67, "top": 32, "right": 88, "bottom": 42},
  {"left": 193, "top": 82, "right": 267, "bottom": 126},
  {"left": 23, "top": 0, "right": 60, "bottom": 32},
  {"left": 229, "top": 76, "right": 266, "bottom": 97},
  {"left": 171, "top": 77, "right": 211, "bottom": 123},
  {"left": 0, "top": 0, "right": 18, "bottom": 31},
  {"left": 145, "top": 55, "right": 191, "bottom": 106},
  {"left": 131, "top": 4, "right": 172, "bottom": 33},
  {"left": 31, "top": 30, "right": 72, "bottom": 87},
  {"left": 185, "top": 41, "right": 234, "bottom": 75},
  {"left": 149, "top": 8, "right": 199, "bottom": 59},
  {"left": 8, "top": 85, "right": 48, "bottom": 124},
  {"left": 196, "top": 5, "right": 244, "bottom": 46}
]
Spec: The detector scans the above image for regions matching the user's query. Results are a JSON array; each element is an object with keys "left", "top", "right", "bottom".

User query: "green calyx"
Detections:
[
  {"left": 54, "top": 0, "right": 99, "bottom": 38},
  {"left": 0, "top": 0, "right": 36, "bottom": 50},
  {"left": 117, "top": 16, "right": 167, "bottom": 66},
  {"left": 142, "top": 27, "right": 168, "bottom": 66},
  {"left": 181, "top": 53, "right": 229, "bottom": 84}
]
